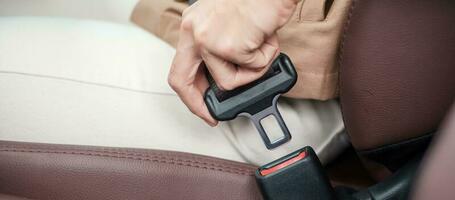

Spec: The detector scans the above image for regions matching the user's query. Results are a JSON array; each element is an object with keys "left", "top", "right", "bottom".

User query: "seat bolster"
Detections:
[
  {"left": 339, "top": 0, "right": 455, "bottom": 151},
  {"left": 0, "top": 141, "right": 262, "bottom": 200},
  {"left": 412, "top": 104, "right": 455, "bottom": 200}
]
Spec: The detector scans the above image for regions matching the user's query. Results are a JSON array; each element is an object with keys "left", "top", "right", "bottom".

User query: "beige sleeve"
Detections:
[
  {"left": 130, "top": 0, "right": 354, "bottom": 100},
  {"left": 279, "top": 0, "right": 354, "bottom": 100},
  {"left": 131, "top": 0, "right": 188, "bottom": 48}
]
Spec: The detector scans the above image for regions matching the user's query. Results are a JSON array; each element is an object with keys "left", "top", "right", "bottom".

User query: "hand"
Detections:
[{"left": 168, "top": 0, "right": 299, "bottom": 126}]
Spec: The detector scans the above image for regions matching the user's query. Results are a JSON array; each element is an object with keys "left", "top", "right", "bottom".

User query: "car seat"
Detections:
[{"left": 0, "top": 0, "right": 454, "bottom": 199}]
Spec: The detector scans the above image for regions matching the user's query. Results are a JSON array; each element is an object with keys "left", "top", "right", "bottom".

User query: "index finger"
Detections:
[{"left": 169, "top": 27, "right": 218, "bottom": 126}]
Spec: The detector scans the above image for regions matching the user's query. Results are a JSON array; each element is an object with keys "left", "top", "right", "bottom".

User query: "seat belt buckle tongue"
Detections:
[
  {"left": 204, "top": 53, "right": 298, "bottom": 149},
  {"left": 255, "top": 147, "right": 336, "bottom": 200}
]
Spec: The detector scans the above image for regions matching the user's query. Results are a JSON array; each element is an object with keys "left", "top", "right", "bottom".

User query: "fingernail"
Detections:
[
  {"left": 205, "top": 119, "right": 218, "bottom": 127},
  {"left": 201, "top": 106, "right": 218, "bottom": 127},
  {"left": 208, "top": 120, "right": 218, "bottom": 127}
]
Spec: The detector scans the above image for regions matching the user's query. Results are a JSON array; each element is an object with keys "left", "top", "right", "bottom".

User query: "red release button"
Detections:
[{"left": 260, "top": 151, "right": 307, "bottom": 176}]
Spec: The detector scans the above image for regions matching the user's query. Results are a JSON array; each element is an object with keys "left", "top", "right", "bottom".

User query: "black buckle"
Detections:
[
  {"left": 204, "top": 53, "right": 298, "bottom": 149},
  {"left": 255, "top": 147, "right": 335, "bottom": 200}
]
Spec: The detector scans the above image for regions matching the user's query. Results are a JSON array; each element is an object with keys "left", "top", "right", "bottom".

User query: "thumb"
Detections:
[{"left": 242, "top": 34, "right": 280, "bottom": 69}]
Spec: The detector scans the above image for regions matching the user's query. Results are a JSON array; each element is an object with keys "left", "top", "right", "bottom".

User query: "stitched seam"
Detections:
[
  {"left": 338, "top": 0, "right": 357, "bottom": 70},
  {"left": 7, "top": 145, "right": 252, "bottom": 171},
  {"left": 337, "top": 0, "right": 357, "bottom": 118},
  {"left": 0, "top": 144, "right": 253, "bottom": 170},
  {"left": 0, "top": 145, "right": 253, "bottom": 173},
  {"left": 0, "top": 145, "right": 255, "bottom": 170},
  {"left": 0, "top": 148, "right": 254, "bottom": 176},
  {"left": 0, "top": 70, "right": 176, "bottom": 97}
]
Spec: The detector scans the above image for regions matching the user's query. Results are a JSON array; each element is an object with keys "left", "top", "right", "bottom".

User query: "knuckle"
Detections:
[
  {"left": 193, "top": 29, "right": 208, "bottom": 47},
  {"left": 181, "top": 9, "right": 195, "bottom": 32},
  {"left": 243, "top": 54, "right": 260, "bottom": 67},
  {"left": 218, "top": 42, "right": 236, "bottom": 58},
  {"left": 180, "top": 17, "right": 193, "bottom": 32},
  {"left": 167, "top": 73, "right": 182, "bottom": 92}
]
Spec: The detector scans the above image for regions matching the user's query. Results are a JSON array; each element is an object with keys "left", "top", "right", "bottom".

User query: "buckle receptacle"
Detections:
[{"left": 255, "top": 147, "right": 336, "bottom": 200}]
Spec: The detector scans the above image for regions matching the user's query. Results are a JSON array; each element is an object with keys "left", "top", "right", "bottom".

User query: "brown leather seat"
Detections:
[
  {"left": 1, "top": 0, "right": 454, "bottom": 199},
  {"left": 412, "top": 105, "right": 455, "bottom": 200},
  {"left": 340, "top": 0, "right": 455, "bottom": 172},
  {"left": 0, "top": 141, "right": 262, "bottom": 200}
]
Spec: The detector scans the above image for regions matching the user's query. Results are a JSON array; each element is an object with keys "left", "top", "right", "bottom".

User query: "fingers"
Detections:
[
  {"left": 197, "top": 32, "right": 279, "bottom": 69},
  {"left": 238, "top": 34, "right": 280, "bottom": 68},
  {"left": 299, "top": 0, "right": 326, "bottom": 21},
  {"left": 168, "top": 27, "right": 218, "bottom": 126},
  {"left": 200, "top": 50, "right": 239, "bottom": 91},
  {"left": 202, "top": 51, "right": 267, "bottom": 91},
  {"left": 174, "top": 68, "right": 217, "bottom": 126},
  {"left": 325, "top": 0, "right": 353, "bottom": 21},
  {"left": 190, "top": 11, "right": 278, "bottom": 69},
  {"left": 172, "top": 0, "right": 284, "bottom": 126},
  {"left": 201, "top": 36, "right": 279, "bottom": 91}
]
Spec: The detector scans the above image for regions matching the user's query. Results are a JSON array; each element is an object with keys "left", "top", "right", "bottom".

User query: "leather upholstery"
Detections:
[
  {"left": 0, "top": 194, "right": 32, "bottom": 200},
  {"left": 339, "top": 0, "right": 455, "bottom": 151},
  {"left": 0, "top": 141, "right": 262, "bottom": 200},
  {"left": 413, "top": 104, "right": 455, "bottom": 200}
]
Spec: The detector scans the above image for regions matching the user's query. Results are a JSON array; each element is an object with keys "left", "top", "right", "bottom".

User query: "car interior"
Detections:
[{"left": 0, "top": 0, "right": 454, "bottom": 199}]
